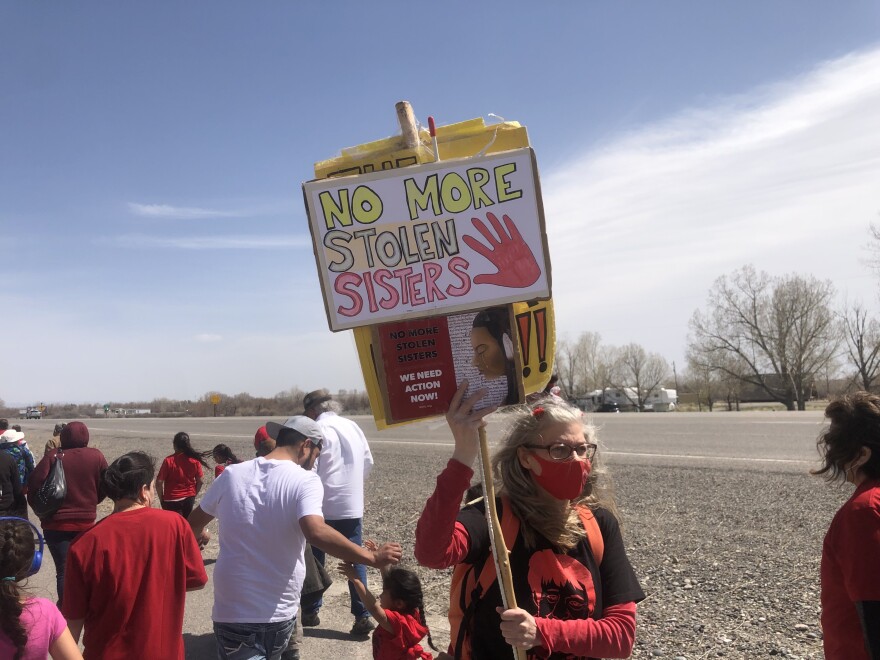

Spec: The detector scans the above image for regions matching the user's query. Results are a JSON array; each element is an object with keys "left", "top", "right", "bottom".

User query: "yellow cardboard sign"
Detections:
[{"left": 313, "top": 117, "right": 555, "bottom": 428}]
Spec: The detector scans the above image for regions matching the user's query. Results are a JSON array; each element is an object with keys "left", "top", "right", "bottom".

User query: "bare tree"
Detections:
[
  {"left": 556, "top": 332, "right": 612, "bottom": 397},
  {"left": 688, "top": 266, "right": 838, "bottom": 410},
  {"left": 684, "top": 348, "right": 718, "bottom": 412},
  {"left": 612, "top": 343, "right": 670, "bottom": 410},
  {"left": 866, "top": 221, "right": 880, "bottom": 277},
  {"left": 716, "top": 353, "right": 747, "bottom": 411},
  {"left": 556, "top": 337, "right": 583, "bottom": 398},
  {"left": 840, "top": 301, "right": 880, "bottom": 392},
  {"left": 583, "top": 334, "right": 618, "bottom": 395}
]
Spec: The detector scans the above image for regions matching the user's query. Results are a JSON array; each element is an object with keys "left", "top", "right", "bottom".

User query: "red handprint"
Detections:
[{"left": 462, "top": 212, "right": 542, "bottom": 288}]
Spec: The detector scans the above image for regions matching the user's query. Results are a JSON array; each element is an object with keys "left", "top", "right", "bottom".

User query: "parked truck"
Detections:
[
  {"left": 575, "top": 387, "right": 678, "bottom": 412},
  {"left": 18, "top": 407, "right": 43, "bottom": 419}
]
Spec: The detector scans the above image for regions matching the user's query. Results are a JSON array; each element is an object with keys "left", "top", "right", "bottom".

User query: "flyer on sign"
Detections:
[
  {"left": 303, "top": 147, "right": 550, "bottom": 331},
  {"left": 372, "top": 305, "right": 524, "bottom": 424}
]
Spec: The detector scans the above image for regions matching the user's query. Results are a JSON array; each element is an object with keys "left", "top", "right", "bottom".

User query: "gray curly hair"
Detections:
[{"left": 491, "top": 398, "right": 617, "bottom": 551}]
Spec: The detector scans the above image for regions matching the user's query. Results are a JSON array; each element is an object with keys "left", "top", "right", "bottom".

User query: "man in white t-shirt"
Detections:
[
  {"left": 300, "top": 389, "right": 376, "bottom": 636},
  {"left": 188, "top": 415, "right": 400, "bottom": 660}
]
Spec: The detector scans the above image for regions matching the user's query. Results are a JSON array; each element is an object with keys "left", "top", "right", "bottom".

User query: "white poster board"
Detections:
[{"left": 303, "top": 147, "right": 551, "bottom": 331}]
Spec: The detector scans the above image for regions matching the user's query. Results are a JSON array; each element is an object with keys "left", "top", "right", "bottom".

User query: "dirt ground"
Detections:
[{"left": 15, "top": 413, "right": 844, "bottom": 659}]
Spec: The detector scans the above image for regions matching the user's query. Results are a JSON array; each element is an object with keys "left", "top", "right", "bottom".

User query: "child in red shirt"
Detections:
[
  {"left": 339, "top": 555, "right": 436, "bottom": 660},
  {"left": 210, "top": 443, "right": 241, "bottom": 478}
]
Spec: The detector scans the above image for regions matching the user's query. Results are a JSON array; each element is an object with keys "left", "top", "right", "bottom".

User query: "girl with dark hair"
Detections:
[
  {"left": 0, "top": 518, "right": 82, "bottom": 659},
  {"left": 471, "top": 307, "right": 518, "bottom": 406},
  {"left": 210, "top": 444, "right": 241, "bottom": 478},
  {"left": 157, "top": 432, "right": 208, "bottom": 519},
  {"left": 338, "top": 557, "right": 436, "bottom": 660},
  {"left": 61, "top": 451, "right": 207, "bottom": 659},
  {"left": 812, "top": 392, "right": 880, "bottom": 659}
]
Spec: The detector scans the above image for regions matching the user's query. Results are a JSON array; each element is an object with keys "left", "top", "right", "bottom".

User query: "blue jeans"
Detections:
[
  {"left": 213, "top": 619, "right": 295, "bottom": 660},
  {"left": 44, "top": 529, "right": 80, "bottom": 606},
  {"left": 308, "top": 518, "right": 368, "bottom": 619}
]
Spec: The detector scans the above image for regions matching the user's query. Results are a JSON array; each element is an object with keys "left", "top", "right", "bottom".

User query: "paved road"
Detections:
[
  {"left": 13, "top": 410, "right": 829, "bottom": 658},
  {"left": 19, "top": 408, "right": 828, "bottom": 464}
]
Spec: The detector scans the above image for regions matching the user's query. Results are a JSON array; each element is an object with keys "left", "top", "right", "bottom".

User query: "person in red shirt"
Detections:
[
  {"left": 157, "top": 432, "right": 208, "bottom": 519},
  {"left": 254, "top": 425, "right": 276, "bottom": 457},
  {"left": 211, "top": 443, "right": 242, "bottom": 479},
  {"left": 338, "top": 558, "right": 437, "bottom": 660},
  {"left": 814, "top": 392, "right": 880, "bottom": 660},
  {"left": 415, "top": 383, "right": 644, "bottom": 659},
  {"left": 62, "top": 451, "right": 207, "bottom": 660},
  {"left": 27, "top": 421, "right": 107, "bottom": 606}
]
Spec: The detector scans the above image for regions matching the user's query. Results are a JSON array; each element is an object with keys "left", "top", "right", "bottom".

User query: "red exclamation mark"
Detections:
[
  {"left": 515, "top": 311, "right": 532, "bottom": 377},
  {"left": 516, "top": 304, "right": 550, "bottom": 378},
  {"left": 533, "top": 307, "right": 549, "bottom": 374}
]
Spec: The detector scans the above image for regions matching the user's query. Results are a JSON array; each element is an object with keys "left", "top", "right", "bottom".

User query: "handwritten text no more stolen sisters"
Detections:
[{"left": 306, "top": 149, "right": 548, "bottom": 330}]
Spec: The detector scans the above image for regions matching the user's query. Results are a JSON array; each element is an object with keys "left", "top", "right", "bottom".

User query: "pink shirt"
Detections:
[{"left": 0, "top": 597, "right": 67, "bottom": 660}]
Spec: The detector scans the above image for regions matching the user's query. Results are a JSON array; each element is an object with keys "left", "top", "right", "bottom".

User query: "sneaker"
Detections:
[
  {"left": 350, "top": 616, "right": 375, "bottom": 635},
  {"left": 301, "top": 612, "right": 320, "bottom": 627},
  {"left": 280, "top": 651, "right": 300, "bottom": 660}
]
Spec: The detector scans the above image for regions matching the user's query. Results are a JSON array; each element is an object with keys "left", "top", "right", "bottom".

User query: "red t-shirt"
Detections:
[
  {"left": 62, "top": 506, "right": 208, "bottom": 660},
  {"left": 821, "top": 479, "right": 880, "bottom": 659},
  {"left": 158, "top": 453, "right": 204, "bottom": 499},
  {"left": 372, "top": 609, "right": 432, "bottom": 660}
]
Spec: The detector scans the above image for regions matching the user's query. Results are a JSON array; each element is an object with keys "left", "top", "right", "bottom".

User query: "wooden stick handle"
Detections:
[
  {"left": 478, "top": 426, "right": 527, "bottom": 660},
  {"left": 395, "top": 100, "right": 420, "bottom": 149}
]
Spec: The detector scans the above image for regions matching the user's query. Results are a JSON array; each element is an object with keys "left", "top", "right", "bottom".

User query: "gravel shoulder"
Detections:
[
  {"left": 362, "top": 443, "right": 845, "bottom": 660},
  {"left": 19, "top": 418, "right": 846, "bottom": 660}
]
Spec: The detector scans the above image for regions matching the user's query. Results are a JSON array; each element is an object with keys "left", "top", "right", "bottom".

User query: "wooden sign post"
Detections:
[{"left": 304, "top": 104, "right": 553, "bottom": 659}]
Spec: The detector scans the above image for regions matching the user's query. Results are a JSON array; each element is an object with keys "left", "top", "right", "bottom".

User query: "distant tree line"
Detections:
[
  {"left": 556, "top": 333, "right": 671, "bottom": 411},
  {"left": 558, "top": 225, "right": 880, "bottom": 412},
  {"left": 0, "top": 388, "right": 372, "bottom": 420}
]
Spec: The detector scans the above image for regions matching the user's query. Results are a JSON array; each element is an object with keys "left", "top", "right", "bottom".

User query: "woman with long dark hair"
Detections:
[
  {"left": 210, "top": 444, "right": 241, "bottom": 479},
  {"left": 157, "top": 432, "right": 208, "bottom": 519}
]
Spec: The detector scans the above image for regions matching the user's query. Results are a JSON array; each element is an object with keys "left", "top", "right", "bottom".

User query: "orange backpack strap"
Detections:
[
  {"left": 448, "top": 496, "right": 520, "bottom": 660},
  {"left": 448, "top": 500, "right": 604, "bottom": 659},
  {"left": 576, "top": 505, "right": 604, "bottom": 566}
]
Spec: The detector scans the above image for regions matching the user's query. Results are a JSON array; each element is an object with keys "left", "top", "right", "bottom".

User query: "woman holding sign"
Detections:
[{"left": 415, "top": 383, "right": 644, "bottom": 659}]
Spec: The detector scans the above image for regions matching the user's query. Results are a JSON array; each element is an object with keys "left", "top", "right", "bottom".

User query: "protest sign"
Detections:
[
  {"left": 303, "top": 148, "right": 550, "bottom": 331},
  {"left": 373, "top": 305, "right": 525, "bottom": 424},
  {"left": 310, "top": 114, "right": 556, "bottom": 428}
]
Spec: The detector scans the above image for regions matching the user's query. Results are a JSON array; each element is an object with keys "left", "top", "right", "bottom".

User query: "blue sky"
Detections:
[{"left": 2, "top": 2, "right": 879, "bottom": 405}]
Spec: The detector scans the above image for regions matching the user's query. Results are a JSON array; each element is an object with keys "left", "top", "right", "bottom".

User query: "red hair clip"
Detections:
[{"left": 532, "top": 406, "right": 545, "bottom": 418}]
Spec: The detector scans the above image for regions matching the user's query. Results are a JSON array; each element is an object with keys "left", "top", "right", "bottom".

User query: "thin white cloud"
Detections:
[
  {"left": 105, "top": 234, "right": 312, "bottom": 250},
  {"left": 544, "top": 46, "right": 880, "bottom": 362},
  {"left": 127, "top": 203, "right": 246, "bottom": 219},
  {"left": 194, "top": 333, "right": 223, "bottom": 343}
]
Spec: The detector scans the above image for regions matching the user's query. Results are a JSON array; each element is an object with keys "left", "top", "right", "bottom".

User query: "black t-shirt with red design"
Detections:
[{"left": 458, "top": 499, "right": 644, "bottom": 660}]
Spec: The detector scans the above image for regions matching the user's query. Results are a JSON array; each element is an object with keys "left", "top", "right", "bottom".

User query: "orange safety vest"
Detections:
[{"left": 447, "top": 495, "right": 605, "bottom": 660}]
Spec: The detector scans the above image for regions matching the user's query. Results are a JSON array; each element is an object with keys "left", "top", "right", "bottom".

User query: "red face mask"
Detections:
[{"left": 529, "top": 452, "right": 591, "bottom": 501}]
